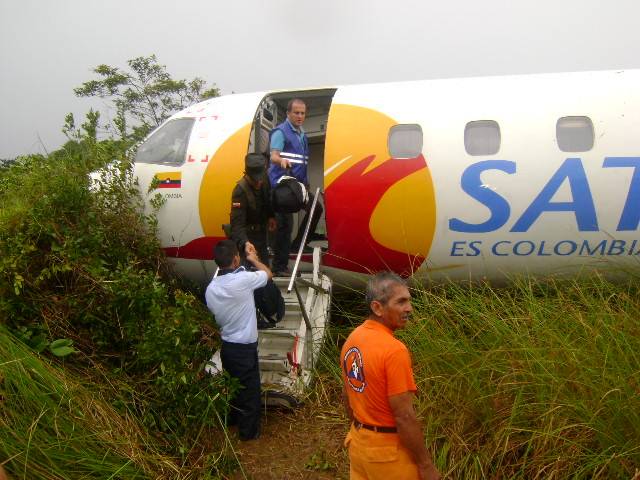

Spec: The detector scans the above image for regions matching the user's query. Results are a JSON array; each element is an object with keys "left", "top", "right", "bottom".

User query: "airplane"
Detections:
[
  {"left": 131, "top": 68, "right": 640, "bottom": 287},
  {"left": 128, "top": 69, "right": 640, "bottom": 404}
]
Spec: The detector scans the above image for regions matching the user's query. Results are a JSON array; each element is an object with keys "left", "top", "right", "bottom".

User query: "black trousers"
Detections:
[
  {"left": 220, "top": 341, "right": 261, "bottom": 440},
  {"left": 273, "top": 192, "right": 323, "bottom": 272}
]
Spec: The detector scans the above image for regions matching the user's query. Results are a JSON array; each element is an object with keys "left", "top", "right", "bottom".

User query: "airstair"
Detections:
[
  {"left": 207, "top": 189, "right": 332, "bottom": 407},
  {"left": 259, "top": 246, "right": 331, "bottom": 406}
]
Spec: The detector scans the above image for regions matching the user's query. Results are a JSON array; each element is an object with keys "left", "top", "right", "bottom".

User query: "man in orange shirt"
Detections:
[{"left": 341, "top": 272, "right": 441, "bottom": 480}]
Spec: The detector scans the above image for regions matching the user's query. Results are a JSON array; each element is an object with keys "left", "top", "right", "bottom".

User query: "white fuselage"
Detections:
[{"left": 132, "top": 70, "right": 640, "bottom": 285}]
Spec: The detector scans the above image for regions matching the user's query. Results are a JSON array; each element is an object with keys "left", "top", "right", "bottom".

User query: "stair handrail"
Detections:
[
  {"left": 287, "top": 187, "right": 322, "bottom": 293},
  {"left": 293, "top": 284, "right": 313, "bottom": 332}
]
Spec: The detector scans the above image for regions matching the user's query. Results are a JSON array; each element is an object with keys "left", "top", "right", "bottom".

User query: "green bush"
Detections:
[{"left": 0, "top": 140, "right": 231, "bottom": 451}]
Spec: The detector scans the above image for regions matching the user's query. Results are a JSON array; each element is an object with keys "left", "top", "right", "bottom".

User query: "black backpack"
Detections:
[
  {"left": 254, "top": 279, "right": 285, "bottom": 324},
  {"left": 272, "top": 176, "right": 308, "bottom": 213}
]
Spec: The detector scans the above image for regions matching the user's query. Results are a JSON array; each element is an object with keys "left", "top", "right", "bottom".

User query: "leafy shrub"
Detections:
[{"left": 0, "top": 139, "right": 230, "bottom": 450}]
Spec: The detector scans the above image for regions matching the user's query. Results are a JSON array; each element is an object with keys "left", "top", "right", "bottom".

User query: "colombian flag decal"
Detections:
[{"left": 155, "top": 171, "right": 182, "bottom": 189}]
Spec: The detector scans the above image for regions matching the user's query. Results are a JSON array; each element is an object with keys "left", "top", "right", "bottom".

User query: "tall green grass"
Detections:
[
  {"left": 322, "top": 276, "right": 640, "bottom": 479},
  {"left": 1, "top": 325, "right": 154, "bottom": 479},
  {"left": 0, "top": 325, "right": 242, "bottom": 480}
]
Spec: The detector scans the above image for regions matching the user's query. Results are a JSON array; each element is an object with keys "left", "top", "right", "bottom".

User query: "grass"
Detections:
[
  {"left": 320, "top": 275, "right": 640, "bottom": 479},
  {"left": 3, "top": 273, "right": 639, "bottom": 478},
  {"left": 2, "top": 145, "right": 639, "bottom": 478},
  {"left": 1, "top": 325, "right": 152, "bottom": 479},
  {"left": 0, "top": 325, "right": 244, "bottom": 479}
]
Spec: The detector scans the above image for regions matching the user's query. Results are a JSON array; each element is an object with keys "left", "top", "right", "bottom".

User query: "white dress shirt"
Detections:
[{"left": 205, "top": 267, "right": 268, "bottom": 344}]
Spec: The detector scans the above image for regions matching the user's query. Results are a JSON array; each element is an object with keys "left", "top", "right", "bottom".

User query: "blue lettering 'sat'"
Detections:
[
  {"left": 491, "top": 240, "right": 510, "bottom": 256},
  {"left": 449, "top": 160, "right": 516, "bottom": 233},
  {"left": 603, "top": 157, "right": 640, "bottom": 231},
  {"left": 511, "top": 158, "right": 598, "bottom": 232}
]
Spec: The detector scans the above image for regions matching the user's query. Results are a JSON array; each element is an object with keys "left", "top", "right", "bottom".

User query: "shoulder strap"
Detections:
[{"left": 237, "top": 177, "right": 257, "bottom": 211}]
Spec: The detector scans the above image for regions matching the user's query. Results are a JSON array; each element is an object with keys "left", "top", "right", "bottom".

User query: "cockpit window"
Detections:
[{"left": 134, "top": 118, "right": 195, "bottom": 166}]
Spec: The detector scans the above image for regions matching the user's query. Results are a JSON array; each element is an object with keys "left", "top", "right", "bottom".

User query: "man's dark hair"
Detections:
[
  {"left": 365, "top": 271, "right": 407, "bottom": 314},
  {"left": 214, "top": 239, "right": 239, "bottom": 269},
  {"left": 287, "top": 98, "right": 306, "bottom": 112}
]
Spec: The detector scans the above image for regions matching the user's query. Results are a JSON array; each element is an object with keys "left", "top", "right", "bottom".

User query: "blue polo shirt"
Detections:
[
  {"left": 269, "top": 119, "right": 309, "bottom": 186},
  {"left": 270, "top": 119, "right": 306, "bottom": 151}
]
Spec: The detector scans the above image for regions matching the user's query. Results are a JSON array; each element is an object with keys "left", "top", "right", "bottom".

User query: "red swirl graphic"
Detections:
[
  {"left": 163, "top": 236, "right": 224, "bottom": 259},
  {"left": 323, "top": 155, "right": 427, "bottom": 276}
]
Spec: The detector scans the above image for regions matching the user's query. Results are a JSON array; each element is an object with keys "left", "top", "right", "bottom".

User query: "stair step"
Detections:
[
  {"left": 257, "top": 310, "right": 304, "bottom": 331},
  {"left": 258, "top": 327, "right": 298, "bottom": 337},
  {"left": 259, "top": 321, "right": 301, "bottom": 333},
  {"left": 284, "top": 298, "right": 302, "bottom": 308},
  {"left": 258, "top": 335, "right": 298, "bottom": 352},
  {"left": 272, "top": 275, "right": 314, "bottom": 287},
  {"left": 259, "top": 354, "right": 290, "bottom": 372}
]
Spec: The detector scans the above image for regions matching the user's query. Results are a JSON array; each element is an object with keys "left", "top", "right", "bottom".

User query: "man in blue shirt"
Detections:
[
  {"left": 205, "top": 239, "right": 272, "bottom": 440},
  {"left": 269, "top": 98, "right": 323, "bottom": 275}
]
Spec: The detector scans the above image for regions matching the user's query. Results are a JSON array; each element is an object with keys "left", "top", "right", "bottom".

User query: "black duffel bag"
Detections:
[
  {"left": 272, "top": 175, "right": 308, "bottom": 213},
  {"left": 254, "top": 278, "right": 285, "bottom": 326}
]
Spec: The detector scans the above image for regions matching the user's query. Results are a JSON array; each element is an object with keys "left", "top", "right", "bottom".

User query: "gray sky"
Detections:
[{"left": 1, "top": 0, "right": 639, "bottom": 159}]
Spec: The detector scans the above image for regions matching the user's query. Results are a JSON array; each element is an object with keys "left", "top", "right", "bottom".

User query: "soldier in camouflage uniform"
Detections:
[{"left": 230, "top": 153, "right": 276, "bottom": 264}]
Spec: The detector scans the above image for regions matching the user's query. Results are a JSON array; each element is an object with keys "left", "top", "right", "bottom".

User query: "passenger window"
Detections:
[
  {"left": 135, "top": 118, "right": 195, "bottom": 166},
  {"left": 464, "top": 120, "right": 500, "bottom": 156},
  {"left": 556, "top": 116, "right": 594, "bottom": 152},
  {"left": 388, "top": 124, "right": 423, "bottom": 158}
]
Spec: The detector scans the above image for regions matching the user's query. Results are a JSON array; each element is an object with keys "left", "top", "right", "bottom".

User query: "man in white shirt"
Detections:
[{"left": 205, "top": 239, "right": 272, "bottom": 440}]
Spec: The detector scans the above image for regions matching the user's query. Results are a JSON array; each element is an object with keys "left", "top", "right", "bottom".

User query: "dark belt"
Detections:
[
  {"left": 246, "top": 224, "right": 265, "bottom": 232},
  {"left": 353, "top": 419, "right": 397, "bottom": 433},
  {"left": 221, "top": 340, "right": 258, "bottom": 350}
]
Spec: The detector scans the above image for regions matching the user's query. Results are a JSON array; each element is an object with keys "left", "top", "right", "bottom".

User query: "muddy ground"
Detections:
[{"left": 226, "top": 397, "right": 350, "bottom": 480}]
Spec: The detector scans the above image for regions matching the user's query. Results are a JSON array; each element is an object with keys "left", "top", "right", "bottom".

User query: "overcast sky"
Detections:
[{"left": 1, "top": 0, "right": 639, "bottom": 159}]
